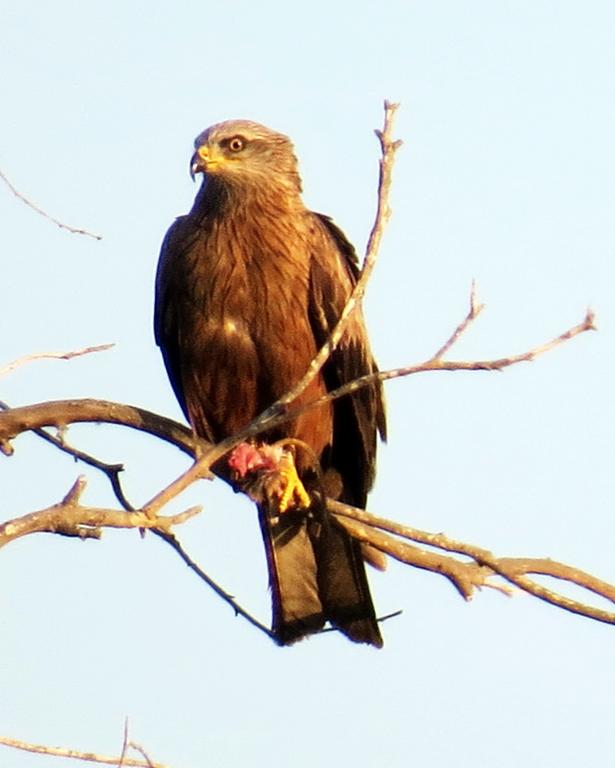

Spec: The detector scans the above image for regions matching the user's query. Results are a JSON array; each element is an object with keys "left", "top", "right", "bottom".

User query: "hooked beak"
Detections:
[
  {"left": 190, "top": 150, "right": 204, "bottom": 181},
  {"left": 190, "top": 145, "right": 218, "bottom": 180}
]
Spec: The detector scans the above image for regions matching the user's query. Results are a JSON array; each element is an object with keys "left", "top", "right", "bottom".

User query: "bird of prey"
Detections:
[{"left": 154, "top": 120, "right": 386, "bottom": 647}]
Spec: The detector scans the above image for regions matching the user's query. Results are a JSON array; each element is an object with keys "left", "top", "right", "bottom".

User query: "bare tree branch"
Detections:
[
  {"left": 0, "top": 300, "right": 594, "bottom": 464},
  {"left": 0, "top": 474, "right": 273, "bottom": 638},
  {"left": 152, "top": 527, "right": 274, "bottom": 639},
  {"left": 0, "top": 300, "right": 597, "bottom": 624},
  {"left": 0, "top": 735, "right": 168, "bottom": 768},
  {"left": 0, "top": 343, "right": 114, "bottom": 380},
  {"left": 3, "top": 460, "right": 613, "bottom": 631},
  {"left": 0, "top": 168, "right": 102, "bottom": 240},
  {"left": 267, "top": 305, "right": 595, "bottom": 431},
  {"left": 268, "top": 100, "right": 402, "bottom": 414},
  {"left": 0, "top": 475, "right": 202, "bottom": 549},
  {"left": 0, "top": 284, "right": 601, "bottom": 629},
  {"left": 330, "top": 500, "right": 615, "bottom": 625},
  {"left": 432, "top": 279, "right": 484, "bottom": 360},
  {"left": 127, "top": 743, "right": 157, "bottom": 768},
  {"left": 118, "top": 719, "right": 130, "bottom": 768},
  {"left": 139, "top": 301, "right": 595, "bottom": 521},
  {"left": 0, "top": 399, "right": 200, "bottom": 458}
]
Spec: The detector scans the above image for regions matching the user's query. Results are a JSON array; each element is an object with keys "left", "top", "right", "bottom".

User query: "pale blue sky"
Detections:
[{"left": 2, "top": 2, "right": 614, "bottom": 767}]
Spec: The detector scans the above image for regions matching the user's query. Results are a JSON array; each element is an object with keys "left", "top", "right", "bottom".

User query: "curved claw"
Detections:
[{"left": 266, "top": 450, "right": 311, "bottom": 513}]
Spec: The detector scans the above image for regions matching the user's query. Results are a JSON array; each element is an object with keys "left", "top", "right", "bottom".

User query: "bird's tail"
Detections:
[
  {"left": 258, "top": 504, "right": 382, "bottom": 647},
  {"left": 312, "top": 514, "right": 383, "bottom": 647}
]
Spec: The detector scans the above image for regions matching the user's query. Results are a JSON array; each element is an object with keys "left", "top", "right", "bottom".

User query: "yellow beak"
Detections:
[{"left": 190, "top": 145, "right": 221, "bottom": 179}]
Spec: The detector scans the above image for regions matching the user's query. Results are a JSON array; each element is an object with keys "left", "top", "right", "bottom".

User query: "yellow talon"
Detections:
[{"left": 273, "top": 450, "right": 311, "bottom": 513}]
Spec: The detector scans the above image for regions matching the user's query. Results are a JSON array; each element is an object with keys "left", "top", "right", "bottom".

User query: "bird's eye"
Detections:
[{"left": 227, "top": 136, "right": 245, "bottom": 152}]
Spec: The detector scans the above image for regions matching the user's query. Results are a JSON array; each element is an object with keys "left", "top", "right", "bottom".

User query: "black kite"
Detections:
[{"left": 155, "top": 120, "right": 386, "bottom": 646}]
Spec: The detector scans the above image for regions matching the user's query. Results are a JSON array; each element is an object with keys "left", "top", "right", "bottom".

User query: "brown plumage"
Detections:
[{"left": 154, "top": 120, "right": 386, "bottom": 646}]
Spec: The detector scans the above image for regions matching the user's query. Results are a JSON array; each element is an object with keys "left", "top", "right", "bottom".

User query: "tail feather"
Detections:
[
  {"left": 258, "top": 503, "right": 382, "bottom": 647},
  {"left": 258, "top": 505, "right": 325, "bottom": 644},
  {"left": 311, "top": 516, "right": 383, "bottom": 647}
]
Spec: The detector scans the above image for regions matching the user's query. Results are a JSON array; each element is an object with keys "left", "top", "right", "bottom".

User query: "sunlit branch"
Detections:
[
  {"left": 0, "top": 735, "right": 167, "bottom": 768},
  {"left": 329, "top": 500, "right": 615, "bottom": 625}
]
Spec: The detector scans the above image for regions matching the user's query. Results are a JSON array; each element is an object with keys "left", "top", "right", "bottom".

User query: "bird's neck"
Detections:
[{"left": 191, "top": 175, "right": 304, "bottom": 222}]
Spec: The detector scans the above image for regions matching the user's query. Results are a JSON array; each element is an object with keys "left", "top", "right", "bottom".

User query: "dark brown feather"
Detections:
[{"left": 154, "top": 120, "right": 386, "bottom": 647}]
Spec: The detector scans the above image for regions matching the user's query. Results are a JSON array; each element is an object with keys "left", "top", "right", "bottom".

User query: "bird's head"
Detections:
[{"left": 190, "top": 120, "right": 302, "bottom": 196}]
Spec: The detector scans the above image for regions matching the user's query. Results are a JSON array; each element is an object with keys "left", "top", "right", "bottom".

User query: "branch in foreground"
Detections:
[
  {"left": 330, "top": 500, "right": 615, "bottom": 626},
  {"left": 0, "top": 475, "right": 273, "bottom": 639},
  {"left": 0, "top": 168, "right": 102, "bottom": 240},
  {"left": 1, "top": 442, "right": 614, "bottom": 633},
  {"left": 0, "top": 475, "right": 201, "bottom": 549},
  {"left": 0, "top": 298, "right": 594, "bottom": 465},
  {"left": 0, "top": 305, "right": 594, "bottom": 464},
  {"left": 0, "top": 399, "right": 200, "bottom": 458},
  {"left": 269, "top": 100, "right": 402, "bottom": 414},
  {"left": 285, "top": 307, "right": 596, "bottom": 423},
  {"left": 0, "top": 735, "right": 168, "bottom": 768},
  {"left": 139, "top": 298, "right": 595, "bottom": 521}
]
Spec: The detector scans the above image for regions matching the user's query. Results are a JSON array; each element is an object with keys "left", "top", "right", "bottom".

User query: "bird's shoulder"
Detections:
[
  {"left": 154, "top": 214, "right": 204, "bottom": 344},
  {"left": 158, "top": 214, "right": 202, "bottom": 267},
  {"left": 310, "top": 212, "right": 361, "bottom": 282}
]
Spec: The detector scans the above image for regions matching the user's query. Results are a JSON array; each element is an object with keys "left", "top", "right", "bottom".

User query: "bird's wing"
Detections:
[
  {"left": 307, "top": 213, "right": 386, "bottom": 508},
  {"left": 154, "top": 216, "right": 203, "bottom": 427}
]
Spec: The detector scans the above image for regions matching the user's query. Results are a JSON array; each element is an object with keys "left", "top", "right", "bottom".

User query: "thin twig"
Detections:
[
  {"left": 279, "top": 308, "right": 595, "bottom": 424},
  {"left": 151, "top": 528, "right": 274, "bottom": 639},
  {"left": 118, "top": 719, "right": 130, "bottom": 768},
  {"left": 269, "top": 100, "right": 402, "bottom": 412},
  {"left": 432, "top": 280, "right": 484, "bottom": 359},
  {"left": 0, "top": 736, "right": 168, "bottom": 768},
  {"left": 0, "top": 343, "right": 114, "bottom": 379},
  {"left": 0, "top": 474, "right": 273, "bottom": 639},
  {"left": 0, "top": 168, "right": 102, "bottom": 240},
  {"left": 128, "top": 743, "right": 157, "bottom": 768},
  {"left": 0, "top": 399, "right": 135, "bottom": 510}
]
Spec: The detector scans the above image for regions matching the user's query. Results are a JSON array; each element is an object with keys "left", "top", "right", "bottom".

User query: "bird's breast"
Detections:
[{"left": 179, "top": 235, "right": 319, "bottom": 439}]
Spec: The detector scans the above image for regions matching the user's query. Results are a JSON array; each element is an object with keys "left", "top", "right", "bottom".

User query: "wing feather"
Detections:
[{"left": 308, "top": 213, "right": 386, "bottom": 508}]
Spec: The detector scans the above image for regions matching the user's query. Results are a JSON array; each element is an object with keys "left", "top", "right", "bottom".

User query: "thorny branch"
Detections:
[
  {"left": 0, "top": 168, "right": 102, "bottom": 240},
  {"left": 0, "top": 100, "right": 609, "bottom": 637}
]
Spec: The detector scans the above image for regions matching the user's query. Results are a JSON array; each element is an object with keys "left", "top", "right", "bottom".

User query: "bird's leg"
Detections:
[{"left": 263, "top": 448, "right": 311, "bottom": 514}]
